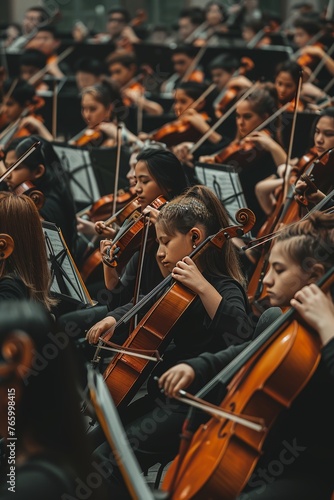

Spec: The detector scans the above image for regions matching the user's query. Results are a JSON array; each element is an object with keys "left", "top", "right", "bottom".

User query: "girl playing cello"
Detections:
[
  {"left": 160, "top": 211, "right": 334, "bottom": 499},
  {"left": 87, "top": 185, "right": 254, "bottom": 490}
]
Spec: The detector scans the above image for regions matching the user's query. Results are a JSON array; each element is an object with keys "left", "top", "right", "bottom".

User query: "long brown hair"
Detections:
[
  {"left": 156, "top": 184, "right": 246, "bottom": 287},
  {"left": 0, "top": 192, "right": 55, "bottom": 310}
]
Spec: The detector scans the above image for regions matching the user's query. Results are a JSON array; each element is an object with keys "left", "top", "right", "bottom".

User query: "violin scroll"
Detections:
[
  {"left": 235, "top": 207, "right": 256, "bottom": 234},
  {"left": 0, "top": 234, "right": 14, "bottom": 260},
  {"left": 13, "top": 181, "right": 45, "bottom": 211}
]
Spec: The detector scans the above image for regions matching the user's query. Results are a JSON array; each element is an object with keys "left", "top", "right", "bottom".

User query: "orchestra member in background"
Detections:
[
  {"left": 74, "top": 57, "right": 107, "bottom": 91},
  {"left": 107, "top": 51, "right": 163, "bottom": 115},
  {"left": 175, "top": 7, "right": 205, "bottom": 43},
  {"left": 26, "top": 26, "right": 65, "bottom": 79},
  {"left": 19, "top": 49, "right": 49, "bottom": 92},
  {"left": 93, "top": 7, "right": 140, "bottom": 51},
  {"left": 160, "top": 45, "right": 205, "bottom": 94},
  {"left": 0, "top": 79, "right": 52, "bottom": 146}
]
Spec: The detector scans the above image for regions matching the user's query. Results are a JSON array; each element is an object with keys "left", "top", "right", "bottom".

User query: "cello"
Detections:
[
  {"left": 91, "top": 208, "right": 255, "bottom": 411},
  {"left": 161, "top": 265, "right": 334, "bottom": 499}
]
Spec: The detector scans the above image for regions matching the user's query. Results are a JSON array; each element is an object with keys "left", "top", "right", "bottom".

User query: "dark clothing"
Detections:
[
  {"left": 181, "top": 337, "right": 334, "bottom": 499},
  {"left": 40, "top": 190, "right": 76, "bottom": 255},
  {"left": 0, "top": 274, "right": 29, "bottom": 300},
  {"left": 108, "top": 271, "right": 254, "bottom": 362},
  {"left": 57, "top": 246, "right": 163, "bottom": 339},
  {"left": 93, "top": 273, "right": 254, "bottom": 489}
]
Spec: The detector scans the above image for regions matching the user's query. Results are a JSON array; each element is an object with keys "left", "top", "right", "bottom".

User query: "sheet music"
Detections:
[
  {"left": 52, "top": 143, "right": 101, "bottom": 204},
  {"left": 42, "top": 221, "right": 93, "bottom": 305},
  {"left": 195, "top": 162, "right": 247, "bottom": 224}
]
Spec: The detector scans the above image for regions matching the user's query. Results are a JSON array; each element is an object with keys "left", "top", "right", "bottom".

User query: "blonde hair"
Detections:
[{"left": 0, "top": 192, "right": 55, "bottom": 310}]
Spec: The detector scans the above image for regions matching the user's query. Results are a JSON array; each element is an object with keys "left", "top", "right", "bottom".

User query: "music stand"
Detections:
[
  {"left": 195, "top": 161, "right": 252, "bottom": 238},
  {"left": 52, "top": 143, "right": 101, "bottom": 209},
  {"left": 42, "top": 221, "right": 94, "bottom": 308}
]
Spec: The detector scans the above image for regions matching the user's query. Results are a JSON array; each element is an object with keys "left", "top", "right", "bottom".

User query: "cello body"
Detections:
[{"left": 162, "top": 316, "right": 321, "bottom": 499}]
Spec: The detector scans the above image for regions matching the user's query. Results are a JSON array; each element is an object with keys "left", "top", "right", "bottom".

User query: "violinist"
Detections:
[
  {"left": 191, "top": 0, "right": 228, "bottom": 46},
  {"left": 88, "top": 185, "right": 254, "bottom": 489},
  {"left": 0, "top": 79, "right": 52, "bottom": 147},
  {"left": 293, "top": 16, "right": 334, "bottom": 83},
  {"left": 6, "top": 5, "right": 50, "bottom": 53},
  {"left": 274, "top": 61, "right": 306, "bottom": 111},
  {"left": 19, "top": 49, "right": 49, "bottom": 92},
  {"left": 107, "top": 51, "right": 163, "bottom": 115},
  {"left": 59, "top": 147, "right": 189, "bottom": 336},
  {"left": 140, "top": 81, "right": 222, "bottom": 153},
  {"left": 199, "top": 86, "right": 280, "bottom": 233},
  {"left": 0, "top": 192, "right": 55, "bottom": 307},
  {"left": 69, "top": 80, "right": 132, "bottom": 148},
  {"left": 255, "top": 107, "right": 334, "bottom": 216},
  {"left": 160, "top": 45, "right": 205, "bottom": 94},
  {"left": 74, "top": 57, "right": 106, "bottom": 91},
  {"left": 175, "top": 7, "right": 205, "bottom": 44},
  {"left": 93, "top": 7, "right": 140, "bottom": 51},
  {"left": 160, "top": 211, "right": 334, "bottom": 499},
  {"left": 1, "top": 136, "right": 77, "bottom": 254},
  {"left": 26, "top": 26, "right": 65, "bottom": 79},
  {"left": 209, "top": 54, "right": 253, "bottom": 117}
]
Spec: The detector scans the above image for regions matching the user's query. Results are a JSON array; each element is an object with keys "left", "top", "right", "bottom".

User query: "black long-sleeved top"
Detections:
[{"left": 184, "top": 336, "right": 334, "bottom": 496}]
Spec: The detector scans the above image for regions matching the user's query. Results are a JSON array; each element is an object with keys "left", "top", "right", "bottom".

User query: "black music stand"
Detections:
[
  {"left": 43, "top": 221, "right": 94, "bottom": 314},
  {"left": 195, "top": 161, "right": 253, "bottom": 237}
]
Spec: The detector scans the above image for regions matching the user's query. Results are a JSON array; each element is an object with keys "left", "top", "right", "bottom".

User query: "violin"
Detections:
[
  {"left": 297, "top": 42, "right": 325, "bottom": 70},
  {"left": 0, "top": 96, "right": 45, "bottom": 148},
  {"left": 214, "top": 129, "right": 271, "bottom": 165},
  {"left": 150, "top": 111, "right": 210, "bottom": 148},
  {"left": 69, "top": 124, "right": 109, "bottom": 148},
  {"left": 79, "top": 196, "right": 141, "bottom": 284},
  {"left": 13, "top": 181, "right": 45, "bottom": 212},
  {"left": 294, "top": 148, "right": 334, "bottom": 206},
  {"left": 77, "top": 187, "right": 137, "bottom": 224},
  {"left": 101, "top": 195, "right": 166, "bottom": 271},
  {"left": 247, "top": 148, "right": 334, "bottom": 316},
  {"left": 93, "top": 208, "right": 255, "bottom": 411},
  {"left": 215, "top": 58, "right": 254, "bottom": 117},
  {"left": 162, "top": 266, "right": 334, "bottom": 499}
]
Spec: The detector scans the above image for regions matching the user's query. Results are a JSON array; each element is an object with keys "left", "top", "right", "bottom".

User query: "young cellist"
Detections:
[
  {"left": 87, "top": 185, "right": 254, "bottom": 492},
  {"left": 159, "top": 210, "right": 334, "bottom": 499}
]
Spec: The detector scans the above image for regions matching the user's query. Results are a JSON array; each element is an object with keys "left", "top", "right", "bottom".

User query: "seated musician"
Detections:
[
  {"left": 68, "top": 79, "right": 138, "bottom": 148},
  {"left": 160, "top": 45, "right": 205, "bottom": 94},
  {"left": 158, "top": 212, "right": 334, "bottom": 500},
  {"left": 255, "top": 107, "right": 334, "bottom": 216},
  {"left": 93, "top": 7, "right": 140, "bottom": 51},
  {"left": 1, "top": 136, "right": 77, "bottom": 255},
  {"left": 19, "top": 49, "right": 49, "bottom": 92},
  {"left": 107, "top": 51, "right": 163, "bottom": 115},
  {"left": 74, "top": 57, "right": 107, "bottom": 91},
  {"left": 86, "top": 185, "right": 254, "bottom": 491},
  {"left": 26, "top": 26, "right": 66, "bottom": 80},
  {"left": 139, "top": 81, "right": 222, "bottom": 149},
  {"left": 293, "top": 16, "right": 334, "bottom": 82},
  {"left": 174, "top": 7, "right": 205, "bottom": 44},
  {"left": 0, "top": 78, "right": 52, "bottom": 148}
]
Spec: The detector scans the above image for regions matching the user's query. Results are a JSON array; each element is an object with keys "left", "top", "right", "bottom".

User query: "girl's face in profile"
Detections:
[
  {"left": 155, "top": 223, "right": 194, "bottom": 273},
  {"left": 134, "top": 160, "right": 168, "bottom": 210}
]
